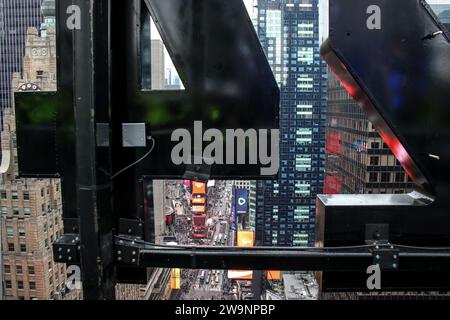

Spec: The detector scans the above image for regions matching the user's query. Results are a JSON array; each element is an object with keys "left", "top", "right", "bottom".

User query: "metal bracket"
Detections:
[
  {"left": 373, "top": 244, "right": 400, "bottom": 271},
  {"left": 115, "top": 237, "right": 141, "bottom": 266},
  {"left": 118, "top": 218, "right": 144, "bottom": 238},
  {"left": 365, "top": 224, "right": 389, "bottom": 244},
  {"left": 53, "top": 234, "right": 81, "bottom": 264}
]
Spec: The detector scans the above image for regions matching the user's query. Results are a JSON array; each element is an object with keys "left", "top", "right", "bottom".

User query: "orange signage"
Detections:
[
  {"left": 237, "top": 231, "right": 254, "bottom": 247},
  {"left": 228, "top": 270, "right": 253, "bottom": 280},
  {"left": 171, "top": 269, "right": 181, "bottom": 289},
  {"left": 266, "top": 270, "right": 281, "bottom": 281},
  {"left": 191, "top": 197, "right": 206, "bottom": 204},
  {"left": 192, "top": 205, "right": 206, "bottom": 213},
  {"left": 192, "top": 181, "right": 207, "bottom": 195}
]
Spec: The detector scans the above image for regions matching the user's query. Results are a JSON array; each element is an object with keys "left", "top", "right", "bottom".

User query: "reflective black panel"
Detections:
[
  {"left": 318, "top": 0, "right": 450, "bottom": 292},
  {"left": 16, "top": 0, "right": 280, "bottom": 181},
  {"left": 15, "top": 0, "right": 77, "bottom": 219},
  {"left": 322, "top": 0, "right": 450, "bottom": 194}
]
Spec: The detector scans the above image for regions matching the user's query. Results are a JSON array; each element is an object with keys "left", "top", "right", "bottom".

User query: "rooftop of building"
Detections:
[
  {"left": 282, "top": 272, "right": 319, "bottom": 300},
  {"left": 439, "top": 10, "right": 450, "bottom": 23},
  {"left": 41, "top": 0, "right": 55, "bottom": 17}
]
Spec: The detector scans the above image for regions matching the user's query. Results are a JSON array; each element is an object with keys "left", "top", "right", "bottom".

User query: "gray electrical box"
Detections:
[{"left": 122, "top": 123, "right": 147, "bottom": 148}]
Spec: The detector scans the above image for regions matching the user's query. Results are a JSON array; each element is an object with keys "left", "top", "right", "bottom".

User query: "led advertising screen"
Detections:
[
  {"left": 323, "top": 176, "right": 342, "bottom": 195},
  {"left": 325, "top": 132, "right": 341, "bottom": 155},
  {"left": 227, "top": 270, "right": 253, "bottom": 280},
  {"left": 231, "top": 205, "right": 236, "bottom": 231},
  {"left": 171, "top": 269, "right": 181, "bottom": 290},
  {"left": 207, "top": 180, "right": 216, "bottom": 188},
  {"left": 234, "top": 188, "right": 249, "bottom": 215},
  {"left": 192, "top": 206, "right": 206, "bottom": 214},
  {"left": 192, "top": 181, "right": 207, "bottom": 195},
  {"left": 266, "top": 270, "right": 281, "bottom": 281},
  {"left": 191, "top": 197, "right": 206, "bottom": 205},
  {"left": 237, "top": 231, "right": 254, "bottom": 248}
]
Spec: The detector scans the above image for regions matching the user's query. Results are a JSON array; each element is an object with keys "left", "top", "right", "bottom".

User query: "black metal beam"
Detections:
[
  {"left": 113, "top": 238, "right": 450, "bottom": 272},
  {"left": 138, "top": 248, "right": 373, "bottom": 271},
  {"left": 137, "top": 249, "right": 450, "bottom": 272},
  {"left": 74, "top": 0, "right": 115, "bottom": 300}
]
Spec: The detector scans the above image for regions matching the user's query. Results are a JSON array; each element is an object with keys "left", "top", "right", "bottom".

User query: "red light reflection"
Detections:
[{"left": 323, "top": 48, "right": 429, "bottom": 191}]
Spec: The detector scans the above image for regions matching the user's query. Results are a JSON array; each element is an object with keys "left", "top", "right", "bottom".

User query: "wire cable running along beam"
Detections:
[{"left": 115, "top": 237, "right": 450, "bottom": 272}]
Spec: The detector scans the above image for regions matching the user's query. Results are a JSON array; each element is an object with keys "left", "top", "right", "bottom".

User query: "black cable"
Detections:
[
  {"left": 111, "top": 137, "right": 156, "bottom": 180},
  {"left": 394, "top": 244, "right": 450, "bottom": 251},
  {"left": 115, "top": 235, "right": 375, "bottom": 252},
  {"left": 115, "top": 235, "right": 450, "bottom": 254}
]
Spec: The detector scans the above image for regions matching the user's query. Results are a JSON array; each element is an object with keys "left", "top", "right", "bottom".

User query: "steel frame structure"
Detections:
[{"left": 13, "top": 0, "right": 450, "bottom": 299}]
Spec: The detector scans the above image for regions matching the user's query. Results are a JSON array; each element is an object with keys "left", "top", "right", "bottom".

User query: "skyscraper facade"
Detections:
[
  {"left": 428, "top": 0, "right": 450, "bottom": 31},
  {"left": 233, "top": 180, "right": 252, "bottom": 191},
  {"left": 439, "top": 10, "right": 450, "bottom": 30},
  {"left": 0, "top": 7, "right": 82, "bottom": 299},
  {"left": 324, "top": 72, "right": 416, "bottom": 196},
  {"left": 0, "top": 0, "right": 44, "bottom": 123},
  {"left": 150, "top": 39, "right": 165, "bottom": 90},
  {"left": 254, "top": 0, "right": 327, "bottom": 247}
]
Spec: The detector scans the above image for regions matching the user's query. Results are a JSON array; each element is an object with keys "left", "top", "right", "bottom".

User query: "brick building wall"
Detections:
[{"left": 1, "top": 25, "right": 80, "bottom": 300}]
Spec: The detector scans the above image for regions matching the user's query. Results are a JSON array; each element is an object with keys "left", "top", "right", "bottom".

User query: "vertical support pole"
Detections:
[
  {"left": 73, "top": 0, "right": 115, "bottom": 299},
  {"left": 0, "top": 208, "right": 3, "bottom": 300},
  {"left": 110, "top": 0, "right": 149, "bottom": 237}
]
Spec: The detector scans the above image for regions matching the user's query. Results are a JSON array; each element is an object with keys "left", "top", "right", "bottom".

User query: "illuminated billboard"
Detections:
[
  {"left": 192, "top": 205, "right": 206, "bottom": 214},
  {"left": 191, "top": 197, "right": 206, "bottom": 205},
  {"left": 207, "top": 180, "right": 216, "bottom": 188},
  {"left": 192, "top": 181, "right": 207, "bottom": 195},
  {"left": 234, "top": 188, "right": 249, "bottom": 215},
  {"left": 323, "top": 176, "right": 342, "bottom": 195},
  {"left": 171, "top": 269, "right": 181, "bottom": 290},
  {"left": 231, "top": 205, "right": 236, "bottom": 231},
  {"left": 266, "top": 270, "right": 281, "bottom": 281},
  {"left": 227, "top": 270, "right": 253, "bottom": 280},
  {"left": 237, "top": 231, "right": 254, "bottom": 247},
  {"left": 325, "top": 132, "right": 341, "bottom": 155}
]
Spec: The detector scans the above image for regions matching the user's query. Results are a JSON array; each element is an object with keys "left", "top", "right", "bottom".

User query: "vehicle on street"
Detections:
[{"left": 199, "top": 271, "right": 206, "bottom": 284}]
